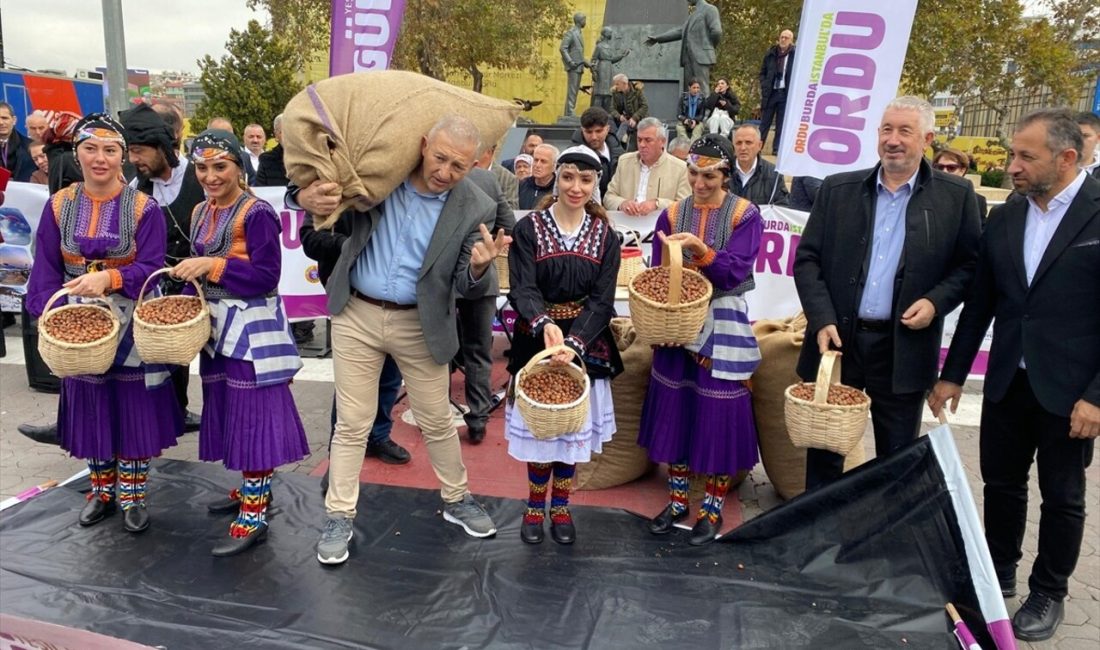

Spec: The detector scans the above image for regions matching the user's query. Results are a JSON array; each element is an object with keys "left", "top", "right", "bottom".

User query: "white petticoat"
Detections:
[{"left": 505, "top": 378, "right": 617, "bottom": 464}]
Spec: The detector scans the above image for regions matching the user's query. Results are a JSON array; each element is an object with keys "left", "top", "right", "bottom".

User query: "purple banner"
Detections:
[{"left": 329, "top": 0, "right": 408, "bottom": 76}]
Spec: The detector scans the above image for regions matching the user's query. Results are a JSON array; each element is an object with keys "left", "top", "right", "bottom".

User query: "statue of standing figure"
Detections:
[
  {"left": 646, "top": 0, "right": 723, "bottom": 96},
  {"left": 590, "top": 27, "right": 630, "bottom": 112},
  {"left": 560, "top": 13, "right": 590, "bottom": 118}
]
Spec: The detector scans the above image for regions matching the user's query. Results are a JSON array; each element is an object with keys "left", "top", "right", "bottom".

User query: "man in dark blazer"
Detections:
[
  {"left": 295, "top": 115, "right": 510, "bottom": 566},
  {"left": 794, "top": 96, "right": 982, "bottom": 490},
  {"left": 930, "top": 108, "right": 1100, "bottom": 642},
  {"left": 758, "top": 30, "right": 795, "bottom": 155}
]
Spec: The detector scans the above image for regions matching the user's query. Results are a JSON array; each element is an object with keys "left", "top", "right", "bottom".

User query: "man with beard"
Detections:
[
  {"left": 124, "top": 103, "right": 205, "bottom": 431},
  {"left": 793, "top": 96, "right": 981, "bottom": 490},
  {"left": 930, "top": 108, "right": 1099, "bottom": 642}
]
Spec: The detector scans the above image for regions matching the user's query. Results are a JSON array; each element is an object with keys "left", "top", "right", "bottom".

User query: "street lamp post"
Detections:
[{"left": 101, "top": 0, "right": 129, "bottom": 116}]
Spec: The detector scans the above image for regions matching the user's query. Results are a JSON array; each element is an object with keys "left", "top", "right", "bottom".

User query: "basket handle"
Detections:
[
  {"left": 521, "top": 344, "right": 587, "bottom": 376},
  {"left": 42, "top": 287, "right": 123, "bottom": 325},
  {"left": 660, "top": 238, "right": 684, "bottom": 307},
  {"left": 137, "top": 267, "right": 205, "bottom": 310},
  {"left": 813, "top": 350, "right": 841, "bottom": 405}
]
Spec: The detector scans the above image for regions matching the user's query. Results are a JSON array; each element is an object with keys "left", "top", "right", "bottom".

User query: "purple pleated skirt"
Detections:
[
  {"left": 198, "top": 354, "right": 309, "bottom": 472},
  {"left": 637, "top": 347, "right": 759, "bottom": 475},
  {"left": 58, "top": 371, "right": 181, "bottom": 460}
]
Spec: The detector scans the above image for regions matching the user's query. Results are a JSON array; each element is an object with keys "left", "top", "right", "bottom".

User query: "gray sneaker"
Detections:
[
  {"left": 442, "top": 495, "right": 497, "bottom": 538},
  {"left": 316, "top": 516, "right": 354, "bottom": 565}
]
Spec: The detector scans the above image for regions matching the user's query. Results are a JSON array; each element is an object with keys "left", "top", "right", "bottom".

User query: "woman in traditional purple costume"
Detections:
[
  {"left": 637, "top": 134, "right": 764, "bottom": 546},
  {"left": 171, "top": 129, "right": 308, "bottom": 556},
  {"left": 26, "top": 113, "right": 181, "bottom": 533}
]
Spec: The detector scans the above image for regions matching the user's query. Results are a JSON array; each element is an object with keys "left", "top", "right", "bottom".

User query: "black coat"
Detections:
[
  {"left": 942, "top": 175, "right": 1100, "bottom": 416},
  {"left": 255, "top": 144, "right": 288, "bottom": 187},
  {"left": 704, "top": 89, "right": 740, "bottom": 122},
  {"left": 759, "top": 45, "right": 795, "bottom": 106},
  {"left": 793, "top": 159, "right": 982, "bottom": 394},
  {"left": 45, "top": 143, "right": 82, "bottom": 193},
  {"left": 729, "top": 156, "right": 789, "bottom": 206},
  {"left": 2, "top": 130, "right": 36, "bottom": 182}
]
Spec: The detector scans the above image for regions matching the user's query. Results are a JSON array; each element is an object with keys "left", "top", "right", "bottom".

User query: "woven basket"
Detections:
[
  {"left": 784, "top": 351, "right": 870, "bottom": 455},
  {"left": 37, "top": 288, "right": 121, "bottom": 378},
  {"left": 516, "top": 344, "right": 591, "bottom": 440},
  {"left": 617, "top": 247, "right": 645, "bottom": 287},
  {"left": 627, "top": 239, "right": 713, "bottom": 346},
  {"left": 495, "top": 246, "right": 510, "bottom": 291},
  {"left": 133, "top": 268, "right": 212, "bottom": 365}
]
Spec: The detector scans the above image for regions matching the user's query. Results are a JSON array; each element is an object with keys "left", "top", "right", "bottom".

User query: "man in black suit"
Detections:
[
  {"left": 794, "top": 96, "right": 982, "bottom": 489},
  {"left": 930, "top": 108, "right": 1100, "bottom": 642}
]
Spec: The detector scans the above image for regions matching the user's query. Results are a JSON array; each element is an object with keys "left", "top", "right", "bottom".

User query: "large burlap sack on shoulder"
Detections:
[
  {"left": 751, "top": 313, "right": 865, "bottom": 500},
  {"left": 576, "top": 318, "right": 654, "bottom": 490},
  {"left": 282, "top": 70, "right": 520, "bottom": 228}
]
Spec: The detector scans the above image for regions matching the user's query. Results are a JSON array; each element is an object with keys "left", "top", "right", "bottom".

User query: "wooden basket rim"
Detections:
[
  {"left": 516, "top": 350, "right": 591, "bottom": 411},
  {"left": 39, "top": 292, "right": 121, "bottom": 351},
  {"left": 784, "top": 382, "right": 871, "bottom": 411},
  {"left": 134, "top": 296, "right": 211, "bottom": 333},
  {"left": 628, "top": 265, "right": 713, "bottom": 310}
]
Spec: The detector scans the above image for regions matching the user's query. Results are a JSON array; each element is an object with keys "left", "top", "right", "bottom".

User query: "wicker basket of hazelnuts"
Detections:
[
  {"left": 516, "top": 344, "right": 591, "bottom": 440},
  {"left": 133, "top": 268, "right": 211, "bottom": 365},
  {"left": 784, "top": 350, "right": 871, "bottom": 455},
  {"left": 627, "top": 239, "right": 713, "bottom": 346},
  {"left": 37, "top": 287, "right": 121, "bottom": 377}
]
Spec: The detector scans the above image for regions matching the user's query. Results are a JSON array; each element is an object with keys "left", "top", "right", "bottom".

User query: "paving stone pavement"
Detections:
[{"left": 1, "top": 329, "right": 1097, "bottom": 647}]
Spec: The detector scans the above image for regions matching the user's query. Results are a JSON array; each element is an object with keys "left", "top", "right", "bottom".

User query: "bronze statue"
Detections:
[
  {"left": 645, "top": 0, "right": 723, "bottom": 96},
  {"left": 560, "top": 13, "right": 590, "bottom": 118},
  {"left": 590, "top": 27, "right": 630, "bottom": 112}
]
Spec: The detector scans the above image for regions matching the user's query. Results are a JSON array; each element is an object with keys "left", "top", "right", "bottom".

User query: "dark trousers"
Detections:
[
  {"left": 455, "top": 295, "right": 496, "bottom": 430},
  {"left": 170, "top": 366, "right": 190, "bottom": 410},
  {"left": 980, "top": 369, "right": 1093, "bottom": 599},
  {"left": 805, "top": 326, "right": 925, "bottom": 490},
  {"left": 327, "top": 354, "right": 402, "bottom": 447},
  {"left": 758, "top": 88, "right": 788, "bottom": 154}
]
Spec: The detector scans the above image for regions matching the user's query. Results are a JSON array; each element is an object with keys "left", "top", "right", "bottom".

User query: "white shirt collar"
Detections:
[{"left": 876, "top": 167, "right": 919, "bottom": 194}]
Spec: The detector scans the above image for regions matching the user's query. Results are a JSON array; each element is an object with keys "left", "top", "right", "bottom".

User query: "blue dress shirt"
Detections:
[
  {"left": 351, "top": 180, "right": 448, "bottom": 305},
  {"left": 858, "top": 170, "right": 917, "bottom": 320}
]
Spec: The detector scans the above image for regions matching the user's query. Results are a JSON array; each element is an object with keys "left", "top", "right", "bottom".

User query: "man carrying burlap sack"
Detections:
[{"left": 284, "top": 73, "right": 518, "bottom": 565}]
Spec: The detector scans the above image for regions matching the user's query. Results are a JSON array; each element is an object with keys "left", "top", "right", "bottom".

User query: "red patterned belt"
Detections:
[{"left": 547, "top": 301, "right": 584, "bottom": 320}]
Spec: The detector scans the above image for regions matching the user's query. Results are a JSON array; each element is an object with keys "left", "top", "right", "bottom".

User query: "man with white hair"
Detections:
[
  {"left": 667, "top": 136, "right": 692, "bottom": 161},
  {"left": 25, "top": 110, "right": 49, "bottom": 142},
  {"left": 793, "top": 96, "right": 982, "bottom": 490},
  {"left": 604, "top": 117, "right": 690, "bottom": 215},
  {"left": 519, "top": 143, "right": 559, "bottom": 209}
]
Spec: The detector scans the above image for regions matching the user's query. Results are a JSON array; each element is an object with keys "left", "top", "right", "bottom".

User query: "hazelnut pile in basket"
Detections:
[
  {"left": 520, "top": 368, "right": 584, "bottom": 405},
  {"left": 137, "top": 297, "right": 204, "bottom": 325},
  {"left": 633, "top": 267, "right": 708, "bottom": 303},
  {"left": 789, "top": 383, "right": 868, "bottom": 406},
  {"left": 44, "top": 306, "right": 114, "bottom": 344}
]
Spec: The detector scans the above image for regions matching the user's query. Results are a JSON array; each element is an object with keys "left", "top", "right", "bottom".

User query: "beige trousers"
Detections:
[{"left": 325, "top": 299, "right": 468, "bottom": 518}]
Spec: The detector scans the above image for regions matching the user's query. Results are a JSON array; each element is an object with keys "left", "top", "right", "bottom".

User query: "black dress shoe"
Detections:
[
  {"left": 688, "top": 515, "right": 722, "bottom": 546},
  {"left": 366, "top": 439, "right": 411, "bottom": 464},
  {"left": 648, "top": 504, "right": 689, "bottom": 535},
  {"left": 182, "top": 411, "right": 202, "bottom": 433},
  {"left": 1012, "top": 591, "right": 1064, "bottom": 641},
  {"left": 520, "top": 520, "right": 544, "bottom": 544},
  {"left": 550, "top": 521, "right": 575, "bottom": 545},
  {"left": 123, "top": 504, "right": 150, "bottom": 533},
  {"left": 17, "top": 422, "right": 60, "bottom": 446},
  {"left": 996, "top": 565, "right": 1017, "bottom": 598},
  {"left": 467, "top": 425, "right": 486, "bottom": 445},
  {"left": 212, "top": 523, "right": 269, "bottom": 557},
  {"left": 79, "top": 497, "right": 117, "bottom": 527}
]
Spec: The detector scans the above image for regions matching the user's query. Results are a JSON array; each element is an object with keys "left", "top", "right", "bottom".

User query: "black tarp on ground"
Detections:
[{"left": 0, "top": 444, "right": 984, "bottom": 649}]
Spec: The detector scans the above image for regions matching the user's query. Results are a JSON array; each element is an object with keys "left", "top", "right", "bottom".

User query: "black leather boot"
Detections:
[
  {"left": 123, "top": 504, "right": 150, "bottom": 533},
  {"left": 648, "top": 504, "right": 688, "bottom": 535},
  {"left": 211, "top": 523, "right": 269, "bottom": 557},
  {"left": 79, "top": 496, "right": 117, "bottom": 527},
  {"left": 688, "top": 515, "right": 722, "bottom": 546}
]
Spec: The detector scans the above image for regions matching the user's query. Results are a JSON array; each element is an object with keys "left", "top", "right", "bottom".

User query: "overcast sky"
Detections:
[{"left": 2, "top": 0, "right": 271, "bottom": 74}]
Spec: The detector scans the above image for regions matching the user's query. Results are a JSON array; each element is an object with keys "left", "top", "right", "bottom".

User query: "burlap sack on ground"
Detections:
[
  {"left": 577, "top": 318, "right": 654, "bottom": 490},
  {"left": 282, "top": 70, "right": 520, "bottom": 228},
  {"left": 751, "top": 313, "right": 865, "bottom": 500}
]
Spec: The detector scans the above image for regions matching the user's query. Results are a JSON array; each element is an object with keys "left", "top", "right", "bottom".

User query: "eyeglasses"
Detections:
[{"left": 934, "top": 163, "right": 963, "bottom": 173}]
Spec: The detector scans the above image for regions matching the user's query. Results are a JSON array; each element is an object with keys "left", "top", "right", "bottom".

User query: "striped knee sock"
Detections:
[
  {"left": 525, "top": 462, "right": 553, "bottom": 525},
  {"left": 549, "top": 462, "right": 575, "bottom": 525},
  {"left": 698, "top": 473, "right": 732, "bottom": 524},
  {"left": 229, "top": 471, "right": 273, "bottom": 538},
  {"left": 87, "top": 458, "right": 117, "bottom": 502},
  {"left": 117, "top": 458, "right": 150, "bottom": 511},
  {"left": 668, "top": 463, "right": 691, "bottom": 517}
]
